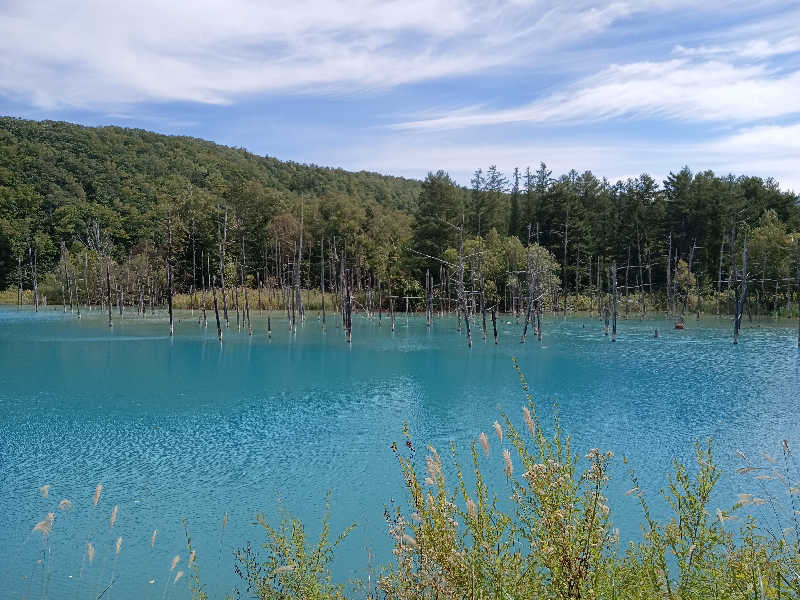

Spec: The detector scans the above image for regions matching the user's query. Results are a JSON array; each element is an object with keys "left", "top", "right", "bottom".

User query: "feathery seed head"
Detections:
[
  {"left": 466, "top": 498, "right": 477, "bottom": 519},
  {"left": 493, "top": 421, "right": 503, "bottom": 444},
  {"left": 503, "top": 449, "right": 513, "bottom": 478},
  {"left": 93, "top": 484, "right": 102, "bottom": 508},
  {"left": 33, "top": 519, "right": 52, "bottom": 537},
  {"left": 522, "top": 406, "right": 535, "bottom": 438},
  {"left": 478, "top": 432, "right": 489, "bottom": 457}
]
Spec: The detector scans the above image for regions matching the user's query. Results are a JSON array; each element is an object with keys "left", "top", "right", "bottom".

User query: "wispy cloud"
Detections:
[
  {"left": 392, "top": 58, "right": 800, "bottom": 130},
  {"left": 0, "top": 0, "right": 656, "bottom": 109},
  {"left": 673, "top": 35, "right": 800, "bottom": 59}
]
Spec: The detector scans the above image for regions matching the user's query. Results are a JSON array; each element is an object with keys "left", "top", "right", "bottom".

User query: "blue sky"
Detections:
[{"left": 2, "top": 0, "right": 800, "bottom": 190}]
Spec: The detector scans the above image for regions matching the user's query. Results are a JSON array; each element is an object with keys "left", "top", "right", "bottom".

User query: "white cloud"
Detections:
[
  {"left": 392, "top": 58, "right": 800, "bottom": 130},
  {"left": 0, "top": 0, "right": 656, "bottom": 108},
  {"left": 673, "top": 35, "right": 800, "bottom": 59}
]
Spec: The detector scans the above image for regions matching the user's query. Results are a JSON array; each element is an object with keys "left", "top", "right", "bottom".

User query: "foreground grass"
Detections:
[{"left": 214, "top": 361, "right": 800, "bottom": 600}]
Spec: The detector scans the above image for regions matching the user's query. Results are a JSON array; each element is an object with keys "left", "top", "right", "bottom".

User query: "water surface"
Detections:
[{"left": 1, "top": 306, "right": 798, "bottom": 599}]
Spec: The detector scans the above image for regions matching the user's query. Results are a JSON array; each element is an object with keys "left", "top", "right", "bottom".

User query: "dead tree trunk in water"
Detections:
[
  {"left": 733, "top": 236, "right": 748, "bottom": 345},
  {"left": 191, "top": 216, "right": 196, "bottom": 317},
  {"left": 458, "top": 216, "right": 472, "bottom": 348},
  {"left": 167, "top": 210, "right": 174, "bottom": 337},
  {"left": 491, "top": 305, "right": 498, "bottom": 344},
  {"left": 105, "top": 254, "right": 112, "bottom": 327},
  {"left": 695, "top": 248, "right": 702, "bottom": 320},
  {"left": 219, "top": 208, "right": 229, "bottom": 327},
  {"left": 666, "top": 233, "right": 672, "bottom": 315},
  {"left": 67, "top": 250, "right": 74, "bottom": 313},
  {"left": 345, "top": 276, "right": 352, "bottom": 344},
  {"left": 29, "top": 244, "right": 39, "bottom": 312},
  {"left": 241, "top": 262, "right": 252, "bottom": 336},
  {"left": 211, "top": 275, "right": 222, "bottom": 342},
  {"left": 84, "top": 250, "right": 90, "bottom": 313},
  {"left": 267, "top": 259, "right": 273, "bottom": 339},
  {"left": 235, "top": 271, "right": 240, "bottom": 332},
  {"left": 201, "top": 251, "right": 208, "bottom": 326},
  {"left": 521, "top": 250, "right": 535, "bottom": 344},
  {"left": 596, "top": 256, "right": 601, "bottom": 321},
  {"left": 425, "top": 269, "right": 432, "bottom": 328},
  {"left": 321, "top": 239, "right": 327, "bottom": 333},
  {"left": 478, "top": 252, "right": 486, "bottom": 339},
  {"left": 257, "top": 271, "right": 262, "bottom": 315},
  {"left": 294, "top": 200, "right": 305, "bottom": 328},
  {"left": 624, "top": 245, "right": 630, "bottom": 318},
  {"left": 611, "top": 261, "right": 618, "bottom": 342},
  {"left": 60, "top": 242, "right": 67, "bottom": 312},
  {"left": 388, "top": 276, "right": 396, "bottom": 332},
  {"left": 70, "top": 264, "right": 78, "bottom": 316},
  {"left": 377, "top": 276, "right": 382, "bottom": 326}
]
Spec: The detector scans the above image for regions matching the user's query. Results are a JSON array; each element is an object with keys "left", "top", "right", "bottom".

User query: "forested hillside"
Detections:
[
  {"left": 1, "top": 116, "right": 798, "bottom": 316},
  {"left": 0, "top": 116, "right": 421, "bottom": 291}
]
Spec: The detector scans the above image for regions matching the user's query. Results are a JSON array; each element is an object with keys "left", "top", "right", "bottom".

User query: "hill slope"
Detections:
[{"left": 0, "top": 116, "right": 422, "bottom": 287}]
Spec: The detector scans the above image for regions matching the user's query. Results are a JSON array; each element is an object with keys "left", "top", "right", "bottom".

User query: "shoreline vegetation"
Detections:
[
  {"left": 1, "top": 117, "right": 799, "bottom": 346},
  {"left": 26, "top": 362, "right": 800, "bottom": 600},
  {"left": 5, "top": 287, "right": 800, "bottom": 318}
]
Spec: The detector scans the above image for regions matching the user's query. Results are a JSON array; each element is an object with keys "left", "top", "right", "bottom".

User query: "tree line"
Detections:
[{"left": 1, "top": 116, "right": 799, "bottom": 330}]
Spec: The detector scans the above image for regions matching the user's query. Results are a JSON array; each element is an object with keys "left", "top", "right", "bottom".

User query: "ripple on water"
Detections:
[{"left": 0, "top": 308, "right": 798, "bottom": 599}]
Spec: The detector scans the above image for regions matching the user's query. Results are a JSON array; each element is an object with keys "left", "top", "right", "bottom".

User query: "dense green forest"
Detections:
[{"left": 1, "top": 116, "right": 798, "bottom": 316}]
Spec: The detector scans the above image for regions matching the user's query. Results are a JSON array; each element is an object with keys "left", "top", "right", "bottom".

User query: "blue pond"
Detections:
[{"left": 0, "top": 305, "right": 798, "bottom": 599}]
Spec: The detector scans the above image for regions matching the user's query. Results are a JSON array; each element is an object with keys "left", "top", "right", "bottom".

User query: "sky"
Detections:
[{"left": 1, "top": 0, "right": 800, "bottom": 191}]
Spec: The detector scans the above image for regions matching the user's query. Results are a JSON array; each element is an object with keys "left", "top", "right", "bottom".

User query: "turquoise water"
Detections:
[{"left": 1, "top": 306, "right": 798, "bottom": 599}]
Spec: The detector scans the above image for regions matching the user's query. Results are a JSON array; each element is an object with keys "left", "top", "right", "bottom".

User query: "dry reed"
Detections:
[
  {"left": 478, "top": 432, "right": 489, "bottom": 456},
  {"left": 503, "top": 448, "right": 513, "bottom": 478},
  {"left": 33, "top": 518, "right": 52, "bottom": 537},
  {"left": 493, "top": 420, "right": 503, "bottom": 443},
  {"left": 522, "top": 406, "right": 535, "bottom": 438}
]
